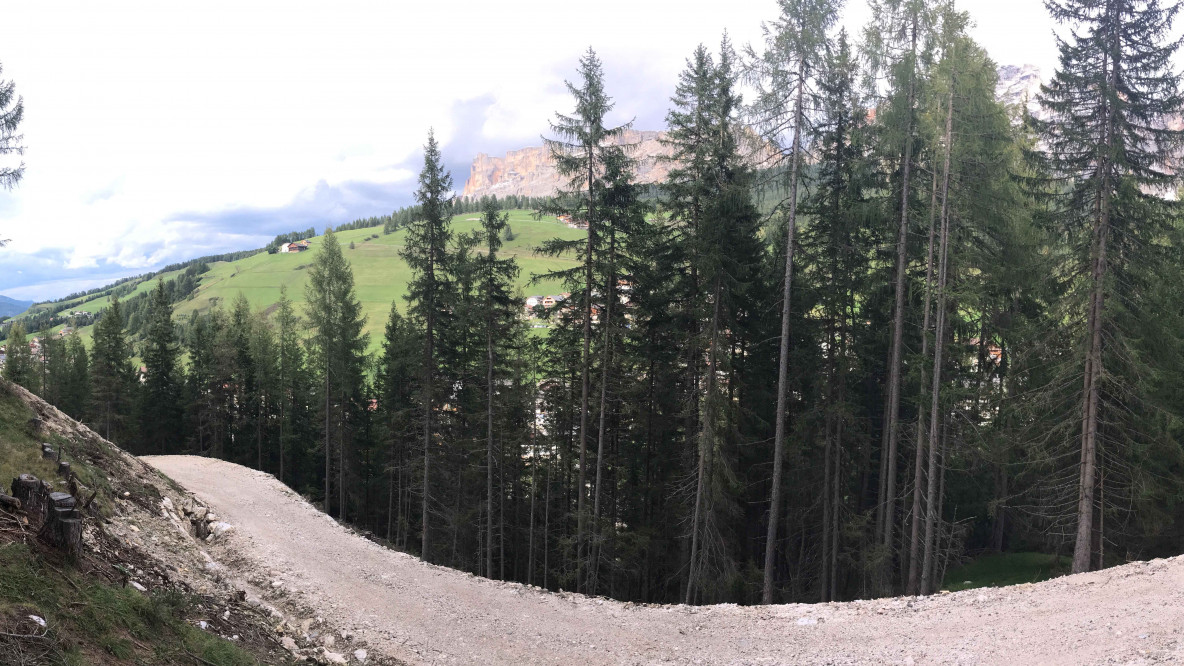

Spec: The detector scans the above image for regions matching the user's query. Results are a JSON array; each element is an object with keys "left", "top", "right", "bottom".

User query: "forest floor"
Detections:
[{"left": 143, "top": 455, "right": 1184, "bottom": 666}]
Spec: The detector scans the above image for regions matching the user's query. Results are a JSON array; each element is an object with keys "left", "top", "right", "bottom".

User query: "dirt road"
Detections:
[{"left": 143, "top": 455, "right": 1184, "bottom": 665}]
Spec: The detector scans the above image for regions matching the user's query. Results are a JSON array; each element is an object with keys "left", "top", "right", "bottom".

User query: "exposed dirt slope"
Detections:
[{"left": 144, "top": 455, "right": 1184, "bottom": 666}]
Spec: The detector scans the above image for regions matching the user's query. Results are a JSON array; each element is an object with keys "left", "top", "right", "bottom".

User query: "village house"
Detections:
[{"left": 279, "top": 241, "right": 308, "bottom": 254}]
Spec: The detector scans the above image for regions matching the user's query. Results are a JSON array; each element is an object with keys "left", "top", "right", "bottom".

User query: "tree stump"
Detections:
[
  {"left": 57, "top": 462, "right": 71, "bottom": 478},
  {"left": 11, "top": 475, "right": 47, "bottom": 526},
  {"left": 41, "top": 444, "right": 56, "bottom": 460},
  {"left": 39, "top": 493, "right": 82, "bottom": 558}
]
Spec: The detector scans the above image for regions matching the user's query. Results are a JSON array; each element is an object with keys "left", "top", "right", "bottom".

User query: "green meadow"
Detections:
[{"left": 26, "top": 211, "right": 584, "bottom": 354}]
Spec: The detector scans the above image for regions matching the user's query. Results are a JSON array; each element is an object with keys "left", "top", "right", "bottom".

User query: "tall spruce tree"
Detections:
[
  {"left": 402, "top": 131, "right": 454, "bottom": 561},
  {"left": 537, "top": 48, "right": 631, "bottom": 592},
  {"left": 1036, "top": 0, "right": 1184, "bottom": 573},
  {"left": 139, "top": 280, "right": 183, "bottom": 454},
  {"left": 2, "top": 321, "right": 35, "bottom": 390},
  {"left": 471, "top": 198, "right": 521, "bottom": 578},
  {"left": 90, "top": 297, "right": 134, "bottom": 442}
]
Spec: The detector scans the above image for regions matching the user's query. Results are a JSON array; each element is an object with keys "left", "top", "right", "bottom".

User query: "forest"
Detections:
[{"left": 6, "top": 0, "right": 1184, "bottom": 606}]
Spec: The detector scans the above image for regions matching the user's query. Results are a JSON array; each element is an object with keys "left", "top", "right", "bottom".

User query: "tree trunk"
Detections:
[
  {"left": 881, "top": 15, "right": 920, "bottom": 573},
  {"left": 1073, "top": 44, "right": 1115, "bottom": 574},
  {"left": 762, "top": 60, "right": 807, "bottom": 605},
  {"left": 590, "top": 230, "right": 617, "bottom": 595},
  {"left": 486, "top": 317, "right": 496, "bottom": 579},
  {"left": 921, "top": 83, "right": 955, "bottom": 596},
  {"left": 907, "top": 167, "right": 940, "bottom": 595},
  {"left": 688, "top": 277, "right": 725, "bottom": 605}
]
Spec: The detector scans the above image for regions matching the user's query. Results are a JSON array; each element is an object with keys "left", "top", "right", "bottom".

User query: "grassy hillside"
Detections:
[{"left": 19, "top": 210, "right": 584, "bottom": 354}]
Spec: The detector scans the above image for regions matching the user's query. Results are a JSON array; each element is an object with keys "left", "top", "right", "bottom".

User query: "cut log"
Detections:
[{"left": 0, "top": 493, "right": 20, "bottom": 511}]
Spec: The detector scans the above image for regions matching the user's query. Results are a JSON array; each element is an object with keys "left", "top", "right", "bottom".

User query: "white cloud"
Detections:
[{"left": 0, "top": 0, "right": 1061, "bottom": 299}]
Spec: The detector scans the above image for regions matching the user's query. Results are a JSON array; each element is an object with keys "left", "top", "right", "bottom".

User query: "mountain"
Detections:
[
  {"left": 996, "top": 64, "right": 1044, "bottom": 118},
  {"left": 462, "top": 129, "right": 679, "bottom": 199},
  {"left": 0, "top": 295, "right": 32, "bottom": 318}
]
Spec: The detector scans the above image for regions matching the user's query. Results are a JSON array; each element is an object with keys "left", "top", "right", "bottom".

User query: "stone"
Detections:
[
  {"left": 130, "top": 581, "right": 147, "bottom": 592},
  {"left": 320, "top": 650, "right": 347, "bottom": 665},
  {"left": 281, "top": 636, "right": 299, "bottom": 653},
  {"left": 353, "top": 648, "right": 368, "bottom": 663}
]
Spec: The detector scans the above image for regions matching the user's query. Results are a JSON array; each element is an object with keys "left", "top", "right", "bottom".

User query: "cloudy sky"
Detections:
[{"left": 0, "top": 0, "right": 1057, "bottom": 302}]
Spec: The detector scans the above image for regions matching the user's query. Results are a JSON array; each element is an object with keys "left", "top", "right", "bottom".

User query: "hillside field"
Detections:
[{"left": 22, "top": 210, "right": 584, "bottom": 354}]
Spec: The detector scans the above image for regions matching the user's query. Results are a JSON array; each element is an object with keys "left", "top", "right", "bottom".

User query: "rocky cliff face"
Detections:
[{"left": 462, "top": 129, "right": 678, "bottom": 199}]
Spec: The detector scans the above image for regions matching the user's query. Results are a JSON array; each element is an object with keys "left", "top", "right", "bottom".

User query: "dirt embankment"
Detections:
[{"left": 144, "top": 454, "right": 1184, "bottom": 666}]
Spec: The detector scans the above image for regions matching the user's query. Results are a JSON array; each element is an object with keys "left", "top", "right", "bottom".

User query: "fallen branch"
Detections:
[
  {"left": 184, "top": 647, "right": 220, "bottom": 666},
  {"left": 43, "top": 563, "right": 82, "bottom": 593}
]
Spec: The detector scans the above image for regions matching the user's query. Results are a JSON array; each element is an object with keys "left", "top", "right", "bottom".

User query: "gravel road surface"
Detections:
[{"left": 143, "top": 455, "right": 1184, "bottom": 665}]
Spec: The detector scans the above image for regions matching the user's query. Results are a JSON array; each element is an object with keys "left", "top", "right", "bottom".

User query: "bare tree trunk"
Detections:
[
  {"left": 881, "top": 16, "right": 920, "bottom": 573},
  {"left": 325, "top": 359, "right": 331, "bottom": 517},
  {"left": 688, "top": 278, "right": 725, "bottom": 605},
  {"left": 576, "top": 154, "right": 598, "bottom": 594},
  {"left": 763, "top": 60, "right": 806, "bottom": 605},
  {"left": 907, "top": 168, "right": 940, "bottom": 595},
  {"left": 920, "top": 84, "right": 955, "bottom": 595},
  {"left": 590, "top": 231, "right": 617, "bottom": 595},
  {"left": 1073, "top": 49, "right": 1114, "bottom": 573},
  {"left": 486, "top": 318, "right": 496, "bottom": 579},
  {"left": 422, "top": 314, "right": 434, "bottom": 561}
]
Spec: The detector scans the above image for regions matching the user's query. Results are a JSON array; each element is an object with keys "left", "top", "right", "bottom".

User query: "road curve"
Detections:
[{"left": 143, "top": 455, "right": 1184, "bottom": 665}]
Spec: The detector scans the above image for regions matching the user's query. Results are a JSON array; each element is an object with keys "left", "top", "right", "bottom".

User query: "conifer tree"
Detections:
[
  {"left": 402, "top": 131, "right": 454, "bottom": 561},
  {"left": 2, "top": 321, "right": 34, "bottom": 390},
  {"left": 471, "top": 198, "right": 521, "bottom": 578},
  {"left": 90, "top": 297, "right": 134, "bottom": 442},
  {"left": 1036, "top": 0, "right": 1184, "bottom": 574},
  {"left": 537, "top": 48, "right": 631, "bottom": 591},
  {"left": 377, "top": 303, "right": 419, "bottom": 547},
  {"left": 306, "top": 229, "right": 368, "bottom": 519},
  {"left": 139, "top": 280, "right": 183, "bottom": 454},
  {"left": 748, "top": 0, "right": 842, "bottom": 604}
]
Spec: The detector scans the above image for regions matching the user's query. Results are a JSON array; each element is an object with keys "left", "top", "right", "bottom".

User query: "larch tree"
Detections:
[
  {"left": 306, "top": 228, "right": 368, "bottom": 520},
  {"left": 747, "top": 0, "right": 842, "bottom": 604}
]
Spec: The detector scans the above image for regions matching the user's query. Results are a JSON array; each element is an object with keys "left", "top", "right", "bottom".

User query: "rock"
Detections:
[
  {"left": 281, "top": 636, "right": 300, "bottom": 654},
  {"left": 130, "top": 581, "right": 147, "bottom": 592},
  {"left": 193, "top": 506, "right": 208, "bottom": 521},
  {"left": 197, "top": 620, "right": 209, "bottom": 630},
  {"left": 353, "top": 648, "right": 368, "bottom": 663},
  {"left": 321, "top": 633, "right": 336, "bottom": 647},
  {"left": 161, "top": 497, "right": 174, "bottom": 512},
  {"left": 206, "top": 513, "right": 217, "bottom": 522},
  {"left": 128, "top": 524, "right": 140, "bottom": 532},
  {"left": 221, "top": 610, "right": 230, "bottom": 620},
  {"left": 796, "top": 617, "right": 818, "bottom": 626},
  {"left": 320, "top": 650, "right": 347, "bottom": 665},
  {"left": 27, "top": 615, "right": 46, "bottom": 628}
]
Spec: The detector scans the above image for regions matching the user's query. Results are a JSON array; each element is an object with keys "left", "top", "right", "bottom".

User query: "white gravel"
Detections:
[{"left": 143, "top": 455, "right": 1184, "bottom": 665}]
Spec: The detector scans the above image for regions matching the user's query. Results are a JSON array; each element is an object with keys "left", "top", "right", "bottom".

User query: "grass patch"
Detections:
[
  {"left": 0, "top": 384, "right": 59, "bottom": 489},
  {"left": 941, "top": 551, "right": 1069, "bottom": 592},
  {"left": 0, "top": 542, "right": 264, "bottom": 665}
]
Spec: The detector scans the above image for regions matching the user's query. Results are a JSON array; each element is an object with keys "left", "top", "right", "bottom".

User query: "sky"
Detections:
[{"left": 0, "top": 0, "right": 1058, "bottom": 302}]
